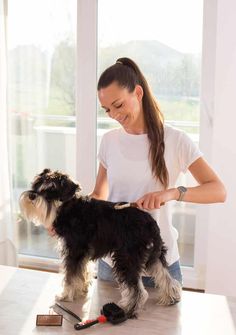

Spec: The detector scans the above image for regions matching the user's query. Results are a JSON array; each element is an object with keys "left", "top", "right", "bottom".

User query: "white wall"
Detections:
[{"left": 202, "top": 0, "right": 236, "bottom": 296}]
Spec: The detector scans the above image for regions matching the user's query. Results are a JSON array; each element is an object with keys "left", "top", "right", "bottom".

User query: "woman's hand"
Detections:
[{"left": 136, "top": 188, "right": 179, "bottom": 210}]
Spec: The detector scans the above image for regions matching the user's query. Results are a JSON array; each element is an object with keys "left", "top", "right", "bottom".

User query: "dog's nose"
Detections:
[{"left": 29, "top": 192, "right": 37, "bottom": 201}]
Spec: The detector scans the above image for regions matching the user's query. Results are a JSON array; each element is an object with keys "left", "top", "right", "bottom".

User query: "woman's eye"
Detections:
[{"left": 115, "top": 103, "right": 122, "bottom": 109}]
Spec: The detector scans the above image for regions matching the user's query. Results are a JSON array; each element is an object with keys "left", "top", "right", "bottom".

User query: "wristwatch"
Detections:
[{"left": 177, "top": 186, "right": 187, "bottom": 201}]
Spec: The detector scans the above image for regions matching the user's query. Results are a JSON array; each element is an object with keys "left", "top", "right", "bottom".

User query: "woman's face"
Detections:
[{"left": 98, "top": 81, "right": 145, "bottom": 134}]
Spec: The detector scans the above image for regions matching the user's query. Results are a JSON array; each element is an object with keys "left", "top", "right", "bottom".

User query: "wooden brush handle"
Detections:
[{"left": 114, "top": 202, "right": 165, "bottom": 210}]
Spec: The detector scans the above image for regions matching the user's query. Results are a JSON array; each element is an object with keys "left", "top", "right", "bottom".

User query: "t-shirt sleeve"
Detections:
[
  {"left": 97, "top": 134, "right": 108, "bottom": 169},
  {"left": 178, "top": 131, "right": 203, "bottom": 173}
]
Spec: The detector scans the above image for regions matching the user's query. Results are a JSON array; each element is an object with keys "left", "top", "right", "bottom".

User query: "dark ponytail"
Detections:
[{"left": 98, "top": 57, "right": 169, "bottom": 189}]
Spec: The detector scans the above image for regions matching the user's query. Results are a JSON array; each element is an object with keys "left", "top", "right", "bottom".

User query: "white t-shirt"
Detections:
[{"left": 98, "top": 124, "right": 202, "bottom": 266}]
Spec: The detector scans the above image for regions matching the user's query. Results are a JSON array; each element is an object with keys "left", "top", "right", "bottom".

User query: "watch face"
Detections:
[{"left": 178, "top": 186, "right": 187, "bottom": 193}]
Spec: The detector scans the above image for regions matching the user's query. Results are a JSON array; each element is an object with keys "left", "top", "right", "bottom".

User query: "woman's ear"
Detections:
[{"left": 135, "top": 85, "right": 144, "bottom": 102}]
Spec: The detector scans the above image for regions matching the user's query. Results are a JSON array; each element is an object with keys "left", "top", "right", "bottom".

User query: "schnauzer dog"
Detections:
[{"left": 19, "top": 168, "right": 181, "bottom": 317}]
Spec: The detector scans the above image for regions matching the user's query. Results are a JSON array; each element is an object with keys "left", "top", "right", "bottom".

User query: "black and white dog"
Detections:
[{"left": 19, "top": 169, "right": 181, "bottom": 317}]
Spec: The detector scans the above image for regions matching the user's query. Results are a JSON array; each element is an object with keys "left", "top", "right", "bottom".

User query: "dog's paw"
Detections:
[
  {"left": 79, "top": 281, "right": 91, "bottom": 294},
  {"left": 123, "top": 311, "right": 138, "bottom": 319},
  {"left": 117, "top": 300, "right": 134, "bottom": 317},
  {"left": 82, "top": 287, "right": 89, "bottom": 295},
  {"left": 82, "top": 282, "right": 90, "bottom": 293},
  {"left": 156, "top": 281, "right": 182, "bottom": 306},
  {"left": 55, "top": 292, "right": 74, "bottom": 302},
  {"left": 117, "top": 303, "right": 138, "bottom": 319},
  {"left": 156, "top": 294, "right": 181, "bottom": 306},
  {"left": 73, "top": 289, "right": 88, "bottom": 300}
]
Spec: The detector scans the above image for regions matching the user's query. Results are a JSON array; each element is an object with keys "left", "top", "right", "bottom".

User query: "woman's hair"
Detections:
[{"left": 97, "top": 57, "right": 169, "bottom": 189}]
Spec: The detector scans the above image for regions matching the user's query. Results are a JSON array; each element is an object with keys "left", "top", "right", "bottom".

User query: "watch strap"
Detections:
[{"left": 177, "top": 186, "right": 187, "bottom": 201}]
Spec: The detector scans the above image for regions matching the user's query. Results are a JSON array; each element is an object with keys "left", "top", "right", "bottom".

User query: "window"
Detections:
[
  {"left": 8, "top": 0, "right": 76, "bottom": 261},
  {"left": 97, "top": 0, "right": 203, "bottom": 267}
]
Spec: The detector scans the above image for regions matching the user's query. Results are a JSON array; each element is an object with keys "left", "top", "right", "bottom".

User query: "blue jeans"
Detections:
[{"left": 97, "top": 258, "right": 183, "bottom": 287}]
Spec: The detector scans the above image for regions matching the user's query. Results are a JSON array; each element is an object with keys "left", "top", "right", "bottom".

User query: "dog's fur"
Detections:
[{"left": 19, "top": 169, "right": 181, "bottom": 317}]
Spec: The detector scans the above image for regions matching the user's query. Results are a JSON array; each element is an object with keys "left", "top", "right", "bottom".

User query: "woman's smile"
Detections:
[{"left": 117, "top": 114, "right": 128, "bottom": 124}]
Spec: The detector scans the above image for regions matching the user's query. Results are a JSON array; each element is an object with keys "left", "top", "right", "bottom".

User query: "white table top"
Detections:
[{"left": 0, "top": 265, "right": 235, "bottom": 334}]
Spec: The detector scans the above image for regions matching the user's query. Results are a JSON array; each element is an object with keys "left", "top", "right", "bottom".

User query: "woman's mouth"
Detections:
[{"left": 118, "top": 115, "right": 128, "bottom": 124}]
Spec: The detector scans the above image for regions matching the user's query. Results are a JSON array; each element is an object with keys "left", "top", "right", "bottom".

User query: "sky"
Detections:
[
  {"left": 8, "top": 0, "right": 76, "bottom": 50},
  {"left": 98, "top": 0, "right": 203, "bottom": 53},
  {"left": 8, "top": 0, "right": 203, "bottom": 54}
]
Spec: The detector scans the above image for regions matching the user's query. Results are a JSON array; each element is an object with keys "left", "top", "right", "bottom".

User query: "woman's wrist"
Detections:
[{"left": 168, "top": 188, "right": 180, "bottom": 201}]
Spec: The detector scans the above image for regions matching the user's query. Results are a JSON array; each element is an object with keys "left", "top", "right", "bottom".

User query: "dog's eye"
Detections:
[{"left": 46, "top": 182, "right": 57, "bottom": 190}]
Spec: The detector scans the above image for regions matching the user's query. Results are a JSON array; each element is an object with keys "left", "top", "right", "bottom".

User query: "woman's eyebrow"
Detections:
[{"left": 101, "top": 98, "right": 121, "bottom": 109}]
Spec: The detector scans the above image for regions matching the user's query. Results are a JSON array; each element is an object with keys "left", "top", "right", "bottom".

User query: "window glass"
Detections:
[{"left": 8, "top": 0, "right": 76, "bottom": 258}]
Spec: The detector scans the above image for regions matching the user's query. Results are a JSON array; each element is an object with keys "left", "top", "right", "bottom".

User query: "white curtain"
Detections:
[{"left": 0, "top": 0, "right": 17, "bottom": 266}]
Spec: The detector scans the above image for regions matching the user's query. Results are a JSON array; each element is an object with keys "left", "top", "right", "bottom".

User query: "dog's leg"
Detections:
[
  {"left": 149, "top": 261, "right": 182, "bottom": 305},
  {"left": 56, "top": 254, "right": 90, "bottom": 302},
  {"left": 113, "top": 254, "right": 148, "bottom": 318},
  {"left": 118, "top": 278, "right": 148, "bottom": 318}
]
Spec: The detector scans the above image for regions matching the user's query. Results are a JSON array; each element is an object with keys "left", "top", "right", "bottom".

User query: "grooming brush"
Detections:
[{"left": 74, "top": 302, "right": 127, "bottom": 330}]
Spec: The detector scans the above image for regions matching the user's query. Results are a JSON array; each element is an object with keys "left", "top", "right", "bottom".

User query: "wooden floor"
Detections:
[{"left": 0, "top": 265, "right": 236, "bottom": 334}]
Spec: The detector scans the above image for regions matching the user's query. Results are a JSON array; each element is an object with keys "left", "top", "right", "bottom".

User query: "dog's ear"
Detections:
[
  {"left": 76, "top": 182, "right": 82, "bottom": 193},
  {"left": 31, "top": 168, "right": 51, "bottom": 190},
  {"left": 41, "top": 168, "right": 51, "bottom": 175},
  {"left": 59, "top": 179, "right": 81, "bottom": 202}
]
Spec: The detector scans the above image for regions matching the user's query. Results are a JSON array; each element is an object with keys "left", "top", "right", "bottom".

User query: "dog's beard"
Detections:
[{"left": 19, "top": 191, "right": 58, "bottom": 229}]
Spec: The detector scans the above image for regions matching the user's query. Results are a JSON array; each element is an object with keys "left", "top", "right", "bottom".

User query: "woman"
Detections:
[{"left": 90, "top": 57, "right": 226, "bottom": 287}]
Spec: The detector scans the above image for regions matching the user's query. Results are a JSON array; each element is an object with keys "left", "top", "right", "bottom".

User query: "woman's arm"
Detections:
[
  {"left": 89, "top": 163, "right": 109, "bottom": 200},
  {"left": 179, "top": 157, "right": 226, "bottom": 203},
  {"left": 136, "top": 157, "right": 227, "bottom": 210}
]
